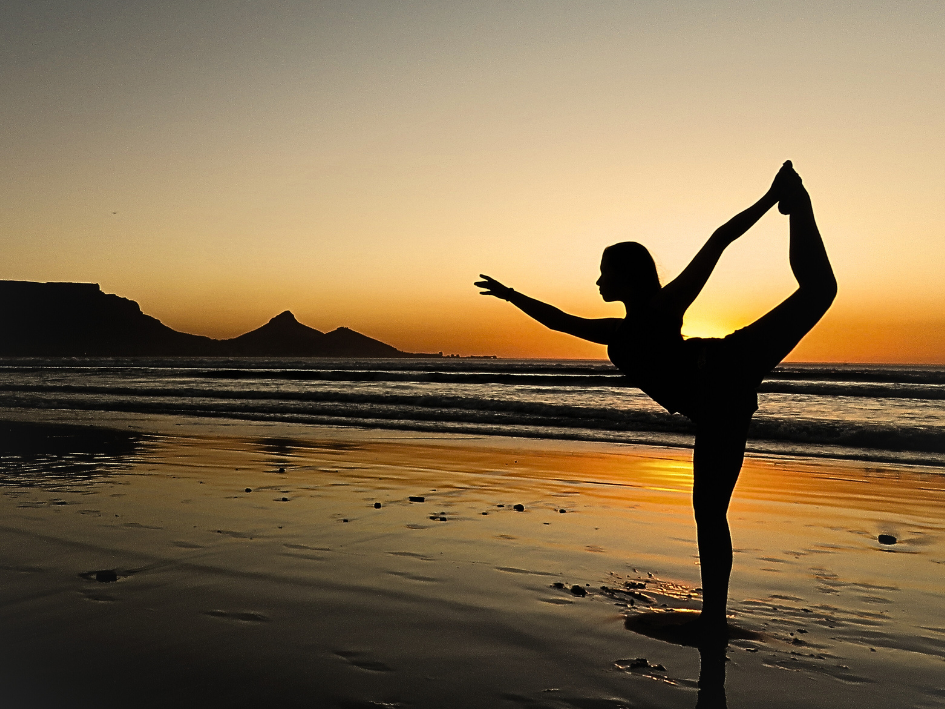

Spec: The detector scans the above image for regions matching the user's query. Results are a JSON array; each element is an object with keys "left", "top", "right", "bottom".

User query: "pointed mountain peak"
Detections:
[{"left": 269, "top": 310, "right": 298, "bottom": 325}]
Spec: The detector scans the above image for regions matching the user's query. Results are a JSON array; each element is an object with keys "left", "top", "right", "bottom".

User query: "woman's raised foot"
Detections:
[{"left": 775, "top": 161, "right": 805, "bottom": 215}]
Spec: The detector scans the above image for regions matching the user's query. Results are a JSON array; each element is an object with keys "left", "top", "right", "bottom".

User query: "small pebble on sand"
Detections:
[
  {"left": 570, "top": 585, "right": 587, "bottom": 597},
  {"left": 95, "top": 570, "right": 118, "bottom": 583},
  {"left": 374, "top": 502, "right": 382, "bottom": 509},
  {"left": 513, "top": 504, "right": 525, "bottom": 512},
  {"left": 245, "top": 488, "right": 252, "bottom": 493},
  {"left": 409, "top": 496, "right": 425, "bottom": 503},
  {"left": 878, "top": 534, "right": 897, "bottom": 545}
]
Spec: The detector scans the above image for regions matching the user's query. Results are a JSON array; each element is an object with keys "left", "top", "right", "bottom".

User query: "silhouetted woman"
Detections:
[{"left": 476, "top": 162, "right": 836, "bottom": 637}]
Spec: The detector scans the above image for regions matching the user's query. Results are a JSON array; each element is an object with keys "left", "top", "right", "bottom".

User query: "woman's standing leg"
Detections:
[{"left": 692, "top": 414, "right": 752, "bottom": 628}]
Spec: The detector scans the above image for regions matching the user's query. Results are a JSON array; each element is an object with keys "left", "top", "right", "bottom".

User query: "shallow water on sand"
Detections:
[{"left": 0, "top": 410, "right": 943, "bottom": 708}]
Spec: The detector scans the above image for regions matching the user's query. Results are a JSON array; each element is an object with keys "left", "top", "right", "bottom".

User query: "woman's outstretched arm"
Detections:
[
  {"left": 655, "top": 163, "right": 793, "bottom": 320},
  {"left": 475, "top": 275, "right": 619, "bottom": 345}
]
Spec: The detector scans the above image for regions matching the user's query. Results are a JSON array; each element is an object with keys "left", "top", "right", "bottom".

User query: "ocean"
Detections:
[{"left": 1, "top": 357, "right": 943, "bottom": 468}]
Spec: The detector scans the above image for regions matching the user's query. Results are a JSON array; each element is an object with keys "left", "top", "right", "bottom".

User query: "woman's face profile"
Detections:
[{"left": 596, "top": 256, "right": 623, "bottom": 302}]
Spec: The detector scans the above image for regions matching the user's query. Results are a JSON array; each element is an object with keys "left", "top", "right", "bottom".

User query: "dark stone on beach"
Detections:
[
  {"left": 374, "top": 502, "right": 382, "bottom": 509},
  {"left": 570, "top": 585, "right": 587, "bottom": 597},
  {"left": 552, "top": 582, "right": 564, "bottom": 589},
  {"left": 878, "top": 534, "right": 897, "bottom": 545},
  {"left": 513, "top": 504, "right": 525, "bottom": 512},
  {"left": 95, "top": 570, "right": 118, "bottom": 583},
  {"left": 559, "top": 509, "right": 566, "bottom": 513},
  {"left": 245, "top": 488, "right": 252, "bottom": 493},
  {"left": 342, "top": 519, "right": 349, "bottom": 523},
  {"left": 620, "top": 658, "right": 666, "bottom": 672},
  {"left": 409, "top": 496, "right": 425, "bottom": 503},
  {"left": 278, "top": 467, "right": 286, "bottom": 473},
  {"left": 281, "top": 497, "right": 289, "bottom": 502},
  {"left": 481, "top": 511, "right": 488, "bottom": 515}
]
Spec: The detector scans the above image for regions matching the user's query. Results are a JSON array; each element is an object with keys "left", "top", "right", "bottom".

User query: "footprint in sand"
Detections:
[
  {"left": 203, "top": 610, "right": 270, "bottom": 623},
  {"left": 496, "top": 566, "right": 559, "bottom": 577},
  {"left": 387, "top": 551, "right": 434, "bottom": 561},
  {"left": 284, "top": 543, "right": 331, "bottom": 552},
  {"left": 334, "top": 650, "right": 393, "bottom": 673},
  {"left": 171, "top": 540, "right": 204, "bottom": 549},
  {"left": 387, "top": 570, "right": 438, "bottom": 583}
]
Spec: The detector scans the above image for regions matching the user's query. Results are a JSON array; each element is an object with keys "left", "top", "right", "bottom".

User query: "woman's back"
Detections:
[{"left": 608, "top": 303, "right": 698, "bottom": 418}]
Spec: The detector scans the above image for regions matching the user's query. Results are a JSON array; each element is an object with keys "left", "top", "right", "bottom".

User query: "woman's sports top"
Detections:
[{"left": 607, "top": 303, "right": 759, "bottom": 423}]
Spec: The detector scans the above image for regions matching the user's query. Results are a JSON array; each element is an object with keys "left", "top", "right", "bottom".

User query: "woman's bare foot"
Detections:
[{"left": 678, "top": 613, "right": 729, "bottom": 645}]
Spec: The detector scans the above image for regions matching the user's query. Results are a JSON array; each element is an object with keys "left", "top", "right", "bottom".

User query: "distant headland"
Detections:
[{"left": 0, "top": 280, "right": 439, "bottom": 358}]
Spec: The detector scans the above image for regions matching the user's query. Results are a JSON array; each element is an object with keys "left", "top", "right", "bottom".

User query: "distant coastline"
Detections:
[{"left": 0, "top": 280, "right": 443, "bottom": 358}]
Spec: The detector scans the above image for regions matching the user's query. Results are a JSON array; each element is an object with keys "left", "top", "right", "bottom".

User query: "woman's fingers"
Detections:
[
  {"left": 475, "top": 274, "right": 510, "bottom": 298},
  {"left": 475, "top": 275, "right": 505, "bottom": 288}
]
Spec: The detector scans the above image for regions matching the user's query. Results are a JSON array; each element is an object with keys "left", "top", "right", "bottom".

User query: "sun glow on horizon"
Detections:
[{"left": 1, "top": 2, "right": 943, "bottom": 364}]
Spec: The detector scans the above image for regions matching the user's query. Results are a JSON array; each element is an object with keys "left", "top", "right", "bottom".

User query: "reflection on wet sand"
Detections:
[
  {"left": 0, "top": 412, "right": 943, "bottom": 707},
  {"left": 0, "top": 420, "right": 145, "bottom": 489},
  {"left": 697, "top": 643, "right": 728, "bottom": 709},
  {"left": 622, "top": 611, "right": 735, "bottom": 708}
]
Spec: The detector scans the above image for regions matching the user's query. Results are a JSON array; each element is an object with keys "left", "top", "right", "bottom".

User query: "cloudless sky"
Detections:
[{"left": 2, "top": 1, "right": 943, "bottom": 361}]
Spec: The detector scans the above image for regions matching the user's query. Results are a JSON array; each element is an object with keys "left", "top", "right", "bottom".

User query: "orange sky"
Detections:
[{"left": 2, "top": 2, "right": 943, "bottom": 362}]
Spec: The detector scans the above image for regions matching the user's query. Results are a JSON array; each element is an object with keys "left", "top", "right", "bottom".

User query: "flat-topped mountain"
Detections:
[{"left": 0, "top": 280, "right": 429, "bottom": 358}]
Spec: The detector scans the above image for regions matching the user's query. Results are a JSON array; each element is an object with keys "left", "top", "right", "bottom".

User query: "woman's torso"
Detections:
[{"left": 607, "top": 304, "right": 699, "bottom": 418}]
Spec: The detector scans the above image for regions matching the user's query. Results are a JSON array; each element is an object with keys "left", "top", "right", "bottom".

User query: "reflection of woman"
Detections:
[{"left": 476, "top": 162, "right": 836, "bottom": 638}]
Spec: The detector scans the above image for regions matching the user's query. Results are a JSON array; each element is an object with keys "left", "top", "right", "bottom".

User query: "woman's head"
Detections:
[{"left": 597, "top": 242, "right": 661, "bottom": 303}]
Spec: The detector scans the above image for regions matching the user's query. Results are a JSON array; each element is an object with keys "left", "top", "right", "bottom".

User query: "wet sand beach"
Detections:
[{"left": 1, "top": 409, "right": 943, "bottom": 708}]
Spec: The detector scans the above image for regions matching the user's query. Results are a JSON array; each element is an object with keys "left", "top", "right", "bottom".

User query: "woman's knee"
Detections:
[
  {"left": 797, "top": 275, "right": 837, "bottom": 318},
  {"left": 817, "top": 271, "right": 838, "bottom": 305},
  {"left": 692, "top": 493, "right": 730, "bottom": 528}
]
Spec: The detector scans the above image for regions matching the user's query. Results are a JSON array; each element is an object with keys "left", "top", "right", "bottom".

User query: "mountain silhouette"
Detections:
[
  {"left": 225, "top": 311, "right": 326, "bottom": 356},
  {"left": 0, "top": 281, "right": 431, "bottom": 358},
  {"left": 318, "top": 327, "right": 405, "bottom": 357}
]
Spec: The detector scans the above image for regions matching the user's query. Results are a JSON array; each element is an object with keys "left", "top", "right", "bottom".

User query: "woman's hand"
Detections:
[{"left": 475, "top": 274, "right": 515, "bottom": 300}]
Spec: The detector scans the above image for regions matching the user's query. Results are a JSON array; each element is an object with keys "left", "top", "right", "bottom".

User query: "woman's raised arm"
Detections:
[
  {"left": 655, "top": 162, "right": 794, "bottom": 319},
  {"left": 475, "top": 275, "right": 618, "bottom": 345}
]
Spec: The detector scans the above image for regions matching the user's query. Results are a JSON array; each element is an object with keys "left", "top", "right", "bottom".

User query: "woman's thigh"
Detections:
[
  {"left": 729, "top": 288, "right": 832, "bottom": 383},
  {"left": 692, "top": 415, "right": 752, "bottom": 518}
]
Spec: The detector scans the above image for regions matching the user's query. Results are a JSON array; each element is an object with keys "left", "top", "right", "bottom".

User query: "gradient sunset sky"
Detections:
[{"left": 2, "top": 1, "right": 943, "bottom": 362}]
